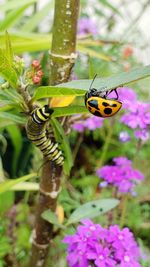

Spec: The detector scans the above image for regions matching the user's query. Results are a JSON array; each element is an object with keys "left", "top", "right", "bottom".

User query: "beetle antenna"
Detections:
[{"left": 89, "top": 74, "right": 97, "bottom": 91}]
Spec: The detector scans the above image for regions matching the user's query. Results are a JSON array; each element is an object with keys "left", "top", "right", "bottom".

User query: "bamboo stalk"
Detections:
[
  {"left": 49, "top": 0, "right": 79, "bottom": 85},
  {"left": 29, "top": 1, "right": 80, "bottom": 266}
]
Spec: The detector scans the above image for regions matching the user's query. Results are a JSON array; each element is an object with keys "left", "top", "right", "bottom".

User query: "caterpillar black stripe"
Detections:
[{"left": 26, "top": 105, "right": 64, "bottom": 166}]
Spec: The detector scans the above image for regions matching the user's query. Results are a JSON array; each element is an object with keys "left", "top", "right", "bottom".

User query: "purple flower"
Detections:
[
  {"left": 77, "top": 17, "right": 98, "bottom": 36},
  {"left": 113, "top": 157, "right": 132, "bottom": 166},
  {"left": 72, "top": 122, "right": 85, "bottom": 132},
  {"left": 96, "top": 157, "right": 144, "bottom": 194},
  {"left": 119, "top": 131, "right": 131, "bottom": 142},
  {"left": 108, "top": 87, "right": 137, "bottom": 109},
  {"left": 84, "top": 116, "right": 104, "bottom": 130},
  {"left": 134, "top": 129, "right": 149, "bottom": 141},
  {"left": 72, "top": 116, "right": 104, "bottom": 132},
  {"left": 63, "top": 219, "right": 141, "bottom": 267},
  {"left": 120, "top": 101, "right": 150, "bottom": 129},
  {"left": 120, "top": 100, "right": 150, "bottom": 141}
]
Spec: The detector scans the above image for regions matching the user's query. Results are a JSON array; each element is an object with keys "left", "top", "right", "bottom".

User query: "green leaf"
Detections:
[
  {"left": 52, "top": 106, "right": 87, "bottom": 117},
  {"left": 0, "top": 111, "right": 26, "bottom": 124},
  {"left": 0, "top": 236, "right": 11, "bottom": 257},
  {"left": 100, "top": 0, "right": 121, "bottom": 16},
  {"left": 51, "top": 118, "right": 73, "bottom": 176},
  {"left": 32, "top": 86, "right": 85, "bottom": 100},
  {"left": 0, "top": 0, "right": 38, "bottom": 12},
  {"left": 67, "top": 199, "right": 119, "bottom": 225},
  {"left": 0, "top": 173, "right": 37, "bottom": 194},
  {"left": 0, "top": 119, "right": 15, "bottom": 128},
  {"left": 10, "top": 182, "right": 39, "bottom": 191},
  {"left": 20, "top": 1, "right": 54, "bottom": 32},
  {"left": 33, "top": 65, "right": 150, "bottom": 102},
  {"left": 0, "top": 88, "right": 23, "bottom": 103},
  {"left": 0, "top": 49, "right": 18, "bottom": 88},
  {"left": 42, "top": 209, "right": 65, "bottom": 229},
  {"left": 6, "top": 125, "right": 23, "bottom": 176},
  {"left": 32, "top": 65, "right": 150, "bottom": 101},
  {"left": 0, "top": 191, "right": 14, "bottom": 213},
  {"left": 5, "top": 32, "right": 13, "bottom": 66},
  {"left": 58, "top": 65, "right": 150, "bottom": 93},
  {"left": 0, "top": 4, "right": 34, "bottom": 31}
]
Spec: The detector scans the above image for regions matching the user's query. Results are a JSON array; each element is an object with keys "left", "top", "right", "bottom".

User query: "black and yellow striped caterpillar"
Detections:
[{"left": 26, "top": 105, "right": 64, "bottom": 166}]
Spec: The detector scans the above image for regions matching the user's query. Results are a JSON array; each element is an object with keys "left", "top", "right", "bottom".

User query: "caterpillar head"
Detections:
[{"left": 43, "top": 105, "right": 54, "bottom": 116}]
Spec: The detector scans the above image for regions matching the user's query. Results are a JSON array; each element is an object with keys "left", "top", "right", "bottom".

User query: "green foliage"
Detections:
[
  {"left": 0, "top": 173, "right": 37, "bottom": 194},
  {"left": 51, "top": 118, "right": 73, "bottom": 175},
  {"left": 0, "top": 0, "right": 150, "bottom": 266},
  {"left": 0, "top": 191, "right": 14, "bottom": 214},
  {"left": 42, "top": 210, "right": 65, "bottom": 229},
  {"left": 32, "top": 65, "right": 150, "bottom": 100},
  {"left": 0, "top": 49, "right": 18, "bottom": 88},
  {"left": 67, "top": 199, "right": 119, "bottom": 225},
  {"left": 52, "top": 106, "right": 87, "bottom": 118},
  {"left": 20, "top": 1, "right": 54, "bottom": 32},
  {"left": 6, "top": 125, "right": 23, "bottom": 176}
]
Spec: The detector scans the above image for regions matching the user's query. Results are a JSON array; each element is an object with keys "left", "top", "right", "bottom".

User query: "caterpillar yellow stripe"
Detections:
[{"left": 26, "top": 105, "right": 64, "bottom": 166}]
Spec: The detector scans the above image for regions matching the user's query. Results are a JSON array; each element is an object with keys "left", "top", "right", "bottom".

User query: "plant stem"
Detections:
[
  {"left": 29, "top": 1, "right": 80, "bottom": 266},
  {"left": 120, "top": 195, "right": 128, "bottom": 228},
  {"left": 29, "top": 162, "right": 62, "bottom": 267},
  {"left": 97, "top": 121, "right": 114, "bottom": 167}
]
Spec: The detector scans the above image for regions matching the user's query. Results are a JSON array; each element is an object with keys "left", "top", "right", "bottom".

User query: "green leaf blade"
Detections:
[
  {"left": 32, "top": 86, "right": 86, "bottom": 100},
  {"left": 58, "top": 65, "right": 150, "bottom": 93},
  {"left": 0, "top": 49, "right": 18, "bottom": 88},
  {"left": 52, "top": 106, "right": 87, "bottom": 118},
  {"left": 51, "top": 118, "right": 73, "bottom": 176},
  {"left": 6, "top": 125, "right": 23, "bottom": 176},
  {"left": 5, "top": 32, "right": 13, "bottom": 66},
  {"left": 0, "top": 112, "right": 26, "bottom": 124},
  {"left": 67, "top": 199, "right": 119, "bottom": 225},
  {"left": 42, "top": 210, "right": 65, "bottom": 229},
  {"left": 33, "top": 65, "right": 150, "bottom": 101},
  {"left": 0, "top": 173, "right": 37, "bottom": 194}
]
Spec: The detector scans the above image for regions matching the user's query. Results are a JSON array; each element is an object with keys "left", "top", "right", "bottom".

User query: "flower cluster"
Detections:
[
  {"left": 120, "top": 101, "right": 150, "bottom": 141},
  {"left": 72, "top": 116, "right": 104, "bottom": 132},
  {"left": 109, "top": 87, "right": 150, "bottom": 141},
  {"left": 13, "top": 55, "right": 25, "bottom": 75},
  {"left": 63, "top": 219, "right": 141, "bottom": 267},
  {"left": 96, "top": 157, "right": 144, "bottom": 194},
  {"left": 77, "top": 17, "right": 98, "bottom": 36},
  {"left": 25, "top": 59, "right": 44, "bottom": 85}
]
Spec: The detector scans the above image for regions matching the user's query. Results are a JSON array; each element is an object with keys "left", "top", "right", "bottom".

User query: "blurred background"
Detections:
[{"left": 0, "top": 1, "right": 150, "bottom": 267}]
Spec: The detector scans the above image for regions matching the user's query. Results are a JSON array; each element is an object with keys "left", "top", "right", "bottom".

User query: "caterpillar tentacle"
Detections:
[{"left": 26, "top": 105, "right": 64, "bottom": 166}]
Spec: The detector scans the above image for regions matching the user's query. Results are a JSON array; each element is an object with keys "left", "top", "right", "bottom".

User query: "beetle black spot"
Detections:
[
  {"left": 104, "top": 108, "right": 112, "bottom": 115},
  {"left": 102, "top": 102, "right": 109, "bottom": 107},
  {"left": 112, "top": 103, "right": 117, "bottom": 107},
  {"left": 94, "top": 111, "right": 102, "bottom": 117},
  {"left": 99, "top": 208, "right": 103, "bottom": 212},
  {"left": 88, "top": 99, "right": 99, "bottom": 109}
]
